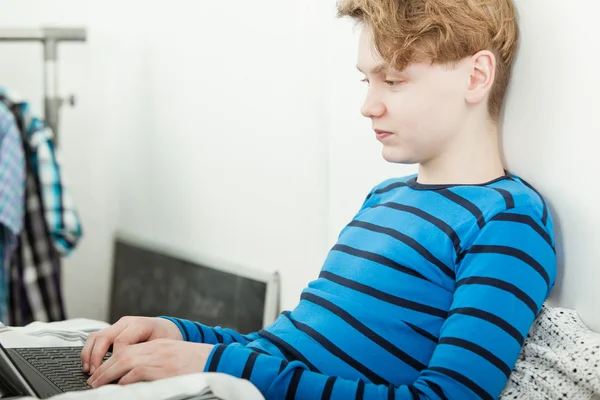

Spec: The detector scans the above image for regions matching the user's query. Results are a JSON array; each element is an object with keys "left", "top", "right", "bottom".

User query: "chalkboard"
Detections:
[{"left": 109, "top": 237, "right": 279, "bottom": 334}]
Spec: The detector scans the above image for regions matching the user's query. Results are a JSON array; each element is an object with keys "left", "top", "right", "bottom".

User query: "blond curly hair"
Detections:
[{"left": 337, "top": 0, "right": 519, "bottom": 121}]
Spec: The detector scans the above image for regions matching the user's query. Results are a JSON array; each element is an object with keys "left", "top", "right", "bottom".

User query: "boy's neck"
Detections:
[{"left": 417, "top": 120, "right": 505, "bottom": 185}]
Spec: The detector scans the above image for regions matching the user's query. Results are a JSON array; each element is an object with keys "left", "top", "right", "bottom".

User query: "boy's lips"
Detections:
[{"left": 374, "top": 129, "right": 393, "bottom": 141}]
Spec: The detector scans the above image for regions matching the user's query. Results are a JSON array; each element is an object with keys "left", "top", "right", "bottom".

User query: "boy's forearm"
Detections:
[{"left": 205, "top": 343, "right": 441, "bottom": 400}]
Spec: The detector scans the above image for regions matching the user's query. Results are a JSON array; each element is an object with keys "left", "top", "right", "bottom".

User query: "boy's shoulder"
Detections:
[
  {"left": 367, "top": 174, "right": 418, "bottom": 196},
  {"left": 478, "top": 174, "right": 550, "bottom": 225},
  {"left": 366, "top": 173, "right": 550, "bottom": 224}
]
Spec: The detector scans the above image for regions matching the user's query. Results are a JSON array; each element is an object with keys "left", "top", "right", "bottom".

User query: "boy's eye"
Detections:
[
  {"left": 360, "top": 78, "right": 369, "bottom": 84},
  {"left": 385, "top": 80, "right": 399, "bottom": 87}
]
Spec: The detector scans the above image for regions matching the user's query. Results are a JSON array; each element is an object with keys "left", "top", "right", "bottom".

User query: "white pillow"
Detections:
[{"left": 501, "top": 304, "right": 600, "bottom": 400}]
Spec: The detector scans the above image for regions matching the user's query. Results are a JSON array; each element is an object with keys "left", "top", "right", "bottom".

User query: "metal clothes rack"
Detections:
[{"left": 0, "top": 27, "right": 87, "bottom": 146}]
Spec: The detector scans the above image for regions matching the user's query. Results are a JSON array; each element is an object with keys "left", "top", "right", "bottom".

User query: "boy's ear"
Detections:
[{"left": 465, "top": 50, "right": 496, "bottom": 105}]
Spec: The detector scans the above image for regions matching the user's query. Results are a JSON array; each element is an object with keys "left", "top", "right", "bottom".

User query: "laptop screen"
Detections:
[{"left": 0, "top": 342, "right": 37, "bottom": 397}]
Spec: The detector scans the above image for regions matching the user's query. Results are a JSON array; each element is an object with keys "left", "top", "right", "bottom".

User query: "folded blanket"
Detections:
[{"left": 19, "top": 373, "right": 264, "bottom": 400}]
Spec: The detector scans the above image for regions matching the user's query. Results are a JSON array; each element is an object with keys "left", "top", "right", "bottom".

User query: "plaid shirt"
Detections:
[
  {"left": 0, "top": 89, "right": 83, "bottom": 326},
  {"left": 0, "top": 104, "right": 25, "bottom": 323}
]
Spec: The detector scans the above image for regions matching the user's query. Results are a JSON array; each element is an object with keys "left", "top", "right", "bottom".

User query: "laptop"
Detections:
[{"left": 0, "top": 343, "right": 111, "bottom": 399}]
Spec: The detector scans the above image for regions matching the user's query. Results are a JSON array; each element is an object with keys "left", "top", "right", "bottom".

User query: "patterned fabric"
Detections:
[
  {"left": 9, "top": 159, "right": 66, "bottom": 325},
  {"left": 28, "top": 124, "right": 82, "bottom": 255},
  {"left": 167, "top": 174, "right": 557, "bottom": 400},
  {"left": 0, "top": 87, "right": 82, "bottom": 255},
  {"left": 500, "top": 304, "right": 600, "bottom": 399},
  {"left": 0, "top": 104, "right": 25, "bottom": 323},
  {"left": 0, "top": 103, "right": 25, "bottom": 242},
  {"left": 0, "top": 89, "right": 82, "bottom": 326}
]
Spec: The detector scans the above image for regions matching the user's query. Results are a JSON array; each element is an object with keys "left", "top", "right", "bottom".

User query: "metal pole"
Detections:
[
  {"left": 0, "top": 27, "right": 86, "bottom": 42},
  {"left": 0, "top": 27, "right": 86, "bottom": 147},
  {"left": 43, "top": 39, "right": 60, "bottom": 147}
]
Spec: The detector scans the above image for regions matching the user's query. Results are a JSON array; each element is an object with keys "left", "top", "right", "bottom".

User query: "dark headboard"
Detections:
[{"left": 109, "top": 236, "right": 279, "bottom": 333}]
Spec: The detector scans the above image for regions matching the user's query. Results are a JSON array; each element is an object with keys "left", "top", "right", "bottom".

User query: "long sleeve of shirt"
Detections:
[
  {"left": 159, "top": 316, "right": 260, "bottom": 345},
  {"left": 202, "top": 205, "right": 556, "bottom": 400}
]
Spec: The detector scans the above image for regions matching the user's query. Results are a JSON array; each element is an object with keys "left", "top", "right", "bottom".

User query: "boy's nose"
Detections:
[{"left": 361, "top": 95, "right": 386, "bottom": 118}]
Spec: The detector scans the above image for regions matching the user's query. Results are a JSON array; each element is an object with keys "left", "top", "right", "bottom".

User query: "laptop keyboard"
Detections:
[{"left": 13, "top": 347, "right": 111, "bottom": 392}]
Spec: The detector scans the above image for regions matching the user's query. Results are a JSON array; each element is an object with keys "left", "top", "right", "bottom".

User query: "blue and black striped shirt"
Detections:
[{"left": 163, "top": 173, "right": 556, "bottom": 400}]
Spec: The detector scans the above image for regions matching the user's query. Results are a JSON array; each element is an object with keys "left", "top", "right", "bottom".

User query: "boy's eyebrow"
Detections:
[{"left": 356, "top": 64, "right": 388, "bottom": 74}]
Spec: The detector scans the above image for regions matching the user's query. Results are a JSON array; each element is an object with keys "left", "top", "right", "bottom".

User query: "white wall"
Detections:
[
  {"left": 503, "top": 1, "right": 600, "bottom": 331},
  {"left": 114, "top": 0, "right": 331, "bottom": 314}
]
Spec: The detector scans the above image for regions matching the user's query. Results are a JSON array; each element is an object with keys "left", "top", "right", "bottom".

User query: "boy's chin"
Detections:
[{"left": 381, "top": 147, "right": 419, "bottom": 164}]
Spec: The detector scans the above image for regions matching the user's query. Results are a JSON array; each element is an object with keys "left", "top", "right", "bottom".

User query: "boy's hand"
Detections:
[
  {"left": 87, "top": 340, "right": 215, "bottom": 387},
  {"left": 81, "top": 317, "right": 184, "bottom": 375}
]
